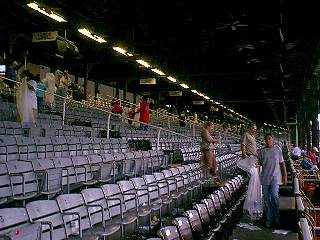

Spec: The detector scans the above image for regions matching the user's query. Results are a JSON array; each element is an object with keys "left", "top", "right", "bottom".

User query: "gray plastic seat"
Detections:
[
  {"left": 0, "top": 163, "right": 11, "bottom": 205},
  {"left": 15, "top": 136, "right": 37, "bottom": 160},
  {"left": 71, "top": 155, "right": 97, "bottom": 186},
  {"left": 7, "top": 160, "right": 39, "bottom": 204},
  {"left": 50, "top": 136, "right": 69, "bottom": 157},
  {"left": 0, "top": 208, "right": 41, "bottom": 240},
  {"left": 33, "top": 136, "right": 54, "bottom": 159},
  {"left": 32, "top": 158, "right": 62, "bottom": 197},
  {"left": 88, "top": 154, "right": 113, "bottom": 183},
  {"left": 52, "top": 157, "right": 78, "bottom": 192},
  {"left": 81, "top": 188, "right": 122, "bottom": 239},
  {"left": 173, "top": 217, "right": 194, "bottom": 240},
  {"left": 26, "top": 199, "right": 68, "bottom": 239},
  {"left": 0, "top": 135, "right": 18, "bottom": 162},
  {"left": 130, "top": 177, "right": 162, "bottom": 213},
  {"left": 158, "top": 226, "right": 180, "bottom": 240},
  {"left": 100, "top": 183, "right": 138, "bottom": 227},
  {"left": 118, "top": 180, "right": 152, "bottom": 218}
]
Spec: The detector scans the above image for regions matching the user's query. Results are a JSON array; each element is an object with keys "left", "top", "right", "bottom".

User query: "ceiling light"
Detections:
[
  {"left": 27, "top": 2, "right": 67, "bottom": 22},
  {"left": 191, "top": 89, "right": 198, "bottom": 94},
  {"left": 180, "top": 83, "right": 189, "bottom": 89},
  {"left": 136, "top": 60, "right": 151, "bottom": 68},
  {"left": 78, "top": 28, "right": 106, "bottom": 43},
  {"left": 112, "top": 47, "right": 126, "bottom": 55},
  {"left": 203, "top": 96, "right": 210, "bottom": 100},
  {"left": 112, "top": 47, "right": 133, "bottom": 57},
  {"left": 151, "top": 68, "right": 165, "bottom": 75},
  {"left": 167, "top": 76, "right": 176, "bottom": 82}
]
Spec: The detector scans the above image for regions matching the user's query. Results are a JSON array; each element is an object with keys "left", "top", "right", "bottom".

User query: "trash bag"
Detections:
[{"left": 237, "top": 155, "right": 263, "bottom": 221}]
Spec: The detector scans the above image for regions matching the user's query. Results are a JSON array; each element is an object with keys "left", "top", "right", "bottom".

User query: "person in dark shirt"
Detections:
[{"left": 4, "top": 60, "right": 19, "bottom": 88}]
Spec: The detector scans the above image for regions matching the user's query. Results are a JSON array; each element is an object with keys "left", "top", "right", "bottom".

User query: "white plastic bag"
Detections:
[{"left": 237, "top": 156, "right": 263, "bottom": 221}]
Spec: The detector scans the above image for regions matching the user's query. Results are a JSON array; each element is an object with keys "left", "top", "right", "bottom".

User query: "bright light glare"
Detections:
[
  {"left": 112, "top": 47, "right": 133, "bottom": 57},
  {"left": 180, "top": 83, "right": 189, "bottom": 89},
  {"left": 112, "top": 47, "right": 126, "bottom": 55},
  {"left": 151, "top": 68, "right": 165, "bottom": 75},
  {"left": 136, "top": 60, "right": 151, "bottom": 68},
  {"left": 27, "top": 2, "right": 67, "bottom": 22},
  {"left": 78, "top": 28, "right": 106, "bottom": 43},
  {"left": 167, "top": 76, "right": 176, "bottom": 82},
  {"left": 191, "top": 89, "right": 198, "bottom": 94}
]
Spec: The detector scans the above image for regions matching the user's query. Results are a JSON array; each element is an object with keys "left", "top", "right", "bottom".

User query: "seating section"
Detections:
[
  {"left": 0, "top": 162, "right": 225, "bottom": 239},
  {"left": 153, "top": 175, "right": 246, "bottom": 240},
  {"left": 0, "top": 96, "right": 246, "bottom": 240}
]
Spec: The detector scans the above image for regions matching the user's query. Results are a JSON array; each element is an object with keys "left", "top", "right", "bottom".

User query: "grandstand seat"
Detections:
[
  {"left": 0, "top": 208, "right": 41, "bottom": 239},
  {"left": 32, "top": 158, "right": 62, "bottom": 197},
  {"left": 101, "top": 184, "right": 138, "bottom": 236},
  {"left": 81, "top": 188, "right": 122, "bottom": 239},
  {"left": 26, "top": 200, "right": 68, "bottom": 239},
  {"left": 71, "top": 155, "right": 98, "bottom": 186},
  {"left": 183, "top": 209, "right": 204, "bottom": 239},
  {"left": 7, "top": 160, "right": 39, "bottom": 205},
  {"left": 172, "top": 217, "right": 194, "bottom": 240},
  {"left": 158, "top": 225, "right": 180, "bottom": 240},
  {"left": 33, "top": 136, "right": 54, "bottom": 159}
]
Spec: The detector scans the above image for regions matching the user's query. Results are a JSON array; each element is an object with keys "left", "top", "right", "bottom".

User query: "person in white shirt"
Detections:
[{"left": 291, "top": 144, "right": 301, "bottom": 160}]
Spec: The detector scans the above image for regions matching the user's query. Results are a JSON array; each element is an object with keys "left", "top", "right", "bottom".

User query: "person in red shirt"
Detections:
[
  {"left": 138, "top": 96, "right": 150, "bottom": 130},
  {"left": 307, "top": 146, "right": 319, "bottom": 166},
  {"left": 111, "top": 100, "right": 123, "bottom": 115}
]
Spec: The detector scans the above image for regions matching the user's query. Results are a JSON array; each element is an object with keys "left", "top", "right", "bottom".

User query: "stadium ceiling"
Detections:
[{"left": 1, "top": 0, "right": 320, "bottom": 126}]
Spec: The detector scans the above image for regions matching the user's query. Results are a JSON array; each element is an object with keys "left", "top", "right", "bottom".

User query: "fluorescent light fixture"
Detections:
[
  {"left": 203, "top": 96, "right": 210, "bottom": 100},
  {"left": 191, "top": 89, "right": 198, "bottom": 94},
  {"left": 78, "top": 28, "right": 106, "bottom": 43},
  {"left": 167, "top": 76, "right": 177, "bottom": 82},
  {"left": 151, "top": 68, "right": 165, "bottom": 75},
  {"left": 112, "top": 47, "right": 133, "bottom": 57},
  {"left": 229, "top": 109, "right": 235, "bottom": 113},
  {"left": 27, "top": 2, "right": 67, "bottom": 22},
  {"left": 112, "top": 47, "right": 126, "bottom": 55},
  {"left": 136, "top": 60, "right": 151, "bottom": 68},
  {"left": 179, "top": 83, "right": 189, "bottom": 89}
]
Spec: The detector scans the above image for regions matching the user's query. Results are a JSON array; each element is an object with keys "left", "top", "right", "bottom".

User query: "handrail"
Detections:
[
  {"left": 91, "top": 94, "right": 204, "bottom": 127},
  {"left": 0, "top": 75, "right": 199, "bottom": 142}
]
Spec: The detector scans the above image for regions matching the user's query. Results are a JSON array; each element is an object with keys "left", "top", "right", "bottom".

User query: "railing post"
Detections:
[
  {"left": 157, "top": 128, "right": 161, "bottom": 150},
  {"left": 107, "top": 113, "right": 111, "bottom": 139},
  {"left": 62, "top": 98, "right": 66, "bottom": 126}
]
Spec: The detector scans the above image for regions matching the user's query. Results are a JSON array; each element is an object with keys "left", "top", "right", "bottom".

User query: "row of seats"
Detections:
[
  {"left": 291, "top": 160, "right": 319, "bottom": 239},
  {"left": 150, "top": 174, "right": 246, "bottom": 240},
  {"left": 0, "top": 135, "right": 130, "bottom": 162},
  {"left": 0, "top": 150, "right": 169, "bottom": 206},
  {"left": 0, "top": 163, "right": 208, "bottom": 240}
]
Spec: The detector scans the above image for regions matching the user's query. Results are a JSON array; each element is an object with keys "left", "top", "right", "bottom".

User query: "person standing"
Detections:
[
  {"left": 4, "top": 60, "right": 19, "bottom": 89},
  {"left": 241, "top": 122, "right": 258, "bottom": 160},
  {"left": 200, "top": 121, "right": 220, "bottom": 186},
  {"left": 138, "top": 96, "right": 150, "bottom": 130},
  {"left": 238, "top": 122, "right": 263, "bottom": 220},
  {"left": 258, "top": 133, "right": 287, "bottom": 228}
]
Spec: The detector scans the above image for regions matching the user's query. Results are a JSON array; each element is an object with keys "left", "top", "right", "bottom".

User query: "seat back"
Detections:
[
  {"left": 81, "top": 188, "right": 110, "bottom": 226},
  {"left": 173, "top": 217, "right": 193, "bottom": 240},
  {"left": 158, "top": 226, "right": 180, "bottom": 240},
  {"left": 56, "top": 194, "right": 91, "bottom": 235},
  {"left": 184, "top": 210, "right": 203, "bottom": 233},
  {"left": 26, "top": 200, "right": 67, "bottom": 239}
]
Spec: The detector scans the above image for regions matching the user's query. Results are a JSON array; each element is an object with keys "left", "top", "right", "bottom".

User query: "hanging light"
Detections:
[{"left": 27, "top": 2, "right": 67, "bottom": 22}]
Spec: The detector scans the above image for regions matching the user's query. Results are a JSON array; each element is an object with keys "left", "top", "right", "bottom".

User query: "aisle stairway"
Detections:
[{"left": 229, "top": 168, "right": 299, "bottom": 240}]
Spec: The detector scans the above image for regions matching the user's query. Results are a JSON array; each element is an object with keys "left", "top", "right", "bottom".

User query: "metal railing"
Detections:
[{"left": 0, "top": 75, "right": 200, "bottom": 149}]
